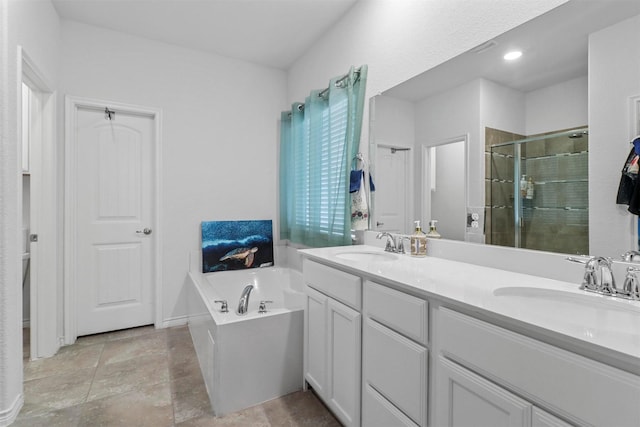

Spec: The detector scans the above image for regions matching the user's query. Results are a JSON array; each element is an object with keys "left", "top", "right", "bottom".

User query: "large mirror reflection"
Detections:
[{"left": 369, "top": 0, "right": 640, "bottom": 256}]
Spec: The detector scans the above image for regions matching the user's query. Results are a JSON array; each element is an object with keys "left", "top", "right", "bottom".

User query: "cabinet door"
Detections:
[
  {"left": 327, "top": 297, "right": 362, "bottom": 427},
  {"left": 305, "top": 287, "right": 328, "bottom": 395},
  {"left": 532, "top": 408, "right": 574, "bottom": 427},
  {"left": 436, "top": 357, "right": 532, "bottom": 427}
]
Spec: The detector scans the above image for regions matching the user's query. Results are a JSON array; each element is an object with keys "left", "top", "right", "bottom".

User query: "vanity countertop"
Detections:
[{"left": 299, "top": 245, "right": 640, "bottom": 374}]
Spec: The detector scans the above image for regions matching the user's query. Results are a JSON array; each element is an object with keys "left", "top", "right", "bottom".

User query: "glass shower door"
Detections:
[{"left": 489, "top": 128, "right": 589, "bottom": 255}]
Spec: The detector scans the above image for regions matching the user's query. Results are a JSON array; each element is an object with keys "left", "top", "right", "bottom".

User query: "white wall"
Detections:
[
  {"left": 287, "top": 0, "right": 568, "bottom": 153},
  {"left": 59, "top": 21, "right": 288, "bottom": 325},
  {"left": 481, "top": 79, "right": 526, "bottom": 135},
  {"left": 0, "top": 0, "right": 60, "bottom": 422},
  {"left": 415, "top": 79, "right": 482, "bottom": 212},
  {"left": 525, "top": 75, "right": 588, "bottom": 135},
  {"left": 589, "top": 15, "right": 640, "bottom": 255},
  {"left": 373, "top": 95, "right": 415, "bottom": 149}
]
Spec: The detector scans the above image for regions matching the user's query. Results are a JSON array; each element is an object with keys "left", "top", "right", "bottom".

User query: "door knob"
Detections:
[
  {"left": 376, "top": 221, "right": 384, "bottom": 227},
  {"left": 136, "top": 228, "right": 152, "bottom": 235}
]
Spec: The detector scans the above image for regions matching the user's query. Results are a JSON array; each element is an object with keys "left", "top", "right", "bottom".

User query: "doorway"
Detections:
[
  {"left": 20, "top": 47, "right": 58, "bottom": 360},
  {"left": 422, "top": 136, "right": 467, "bottom": 241},
  {"left": 64, "top": 97, "right": 162, "bottom": 342}
]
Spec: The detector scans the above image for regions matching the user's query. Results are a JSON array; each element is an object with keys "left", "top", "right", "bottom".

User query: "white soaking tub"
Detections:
[{"left": 187, "top": 261, "right": 305, "bottom": 416}]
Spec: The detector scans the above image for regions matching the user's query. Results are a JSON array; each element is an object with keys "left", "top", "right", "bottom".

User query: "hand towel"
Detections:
[{"left": 351, "top": 170, "right": 369, "bottom": 230}]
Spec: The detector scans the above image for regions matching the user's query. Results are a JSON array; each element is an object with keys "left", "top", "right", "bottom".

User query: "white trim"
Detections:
[
  {"left": 161, "top": 315, "right": 188, "bottom": 329},
  {"left": 630, "top": 95, "right": 640, "bottom": 250},
  {"left": 64, "top": 96, "right": 163, "bottom": 344},
  {"left": 0, "top": 393, "right": 23, "bottom": 427},
  {"left": 18, "top": 47, "right": 59, "bottom": 359}
]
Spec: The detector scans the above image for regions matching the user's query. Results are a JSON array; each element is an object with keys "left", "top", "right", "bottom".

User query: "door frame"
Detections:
[
  {"left": 18, "top": 47, "right": 59, "bottom": 359},
  {"left": 64, "top": 96, "right": 163, "bottom": 344}
]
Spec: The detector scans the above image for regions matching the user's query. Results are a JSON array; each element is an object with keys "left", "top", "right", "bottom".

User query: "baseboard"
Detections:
[
  {"left": 0, "top": 393, "right": 23, "bottom": 427},
  {"left": 161, "top": 315, "right": 188, "bottom": 329}
]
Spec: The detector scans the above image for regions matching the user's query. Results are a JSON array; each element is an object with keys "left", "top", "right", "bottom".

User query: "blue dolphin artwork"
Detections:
[{"left": 201, "top": 220, "right": 274, "bottom": 273}]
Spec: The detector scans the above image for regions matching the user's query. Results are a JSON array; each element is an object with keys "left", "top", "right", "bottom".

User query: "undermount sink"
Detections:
[
  {"left": 334, "top": 251, "right": 398, "bottom": 263},
  {"left": 492, "top": 286, "right": 640, "bottom": 338},
  {"left": 493, "top": 286, "right": 638, "bottom": 311}
]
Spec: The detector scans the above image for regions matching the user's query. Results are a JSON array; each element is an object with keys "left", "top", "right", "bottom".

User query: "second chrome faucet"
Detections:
[{"left": 567, "top": 255, "right": 640, "bottom": 300}]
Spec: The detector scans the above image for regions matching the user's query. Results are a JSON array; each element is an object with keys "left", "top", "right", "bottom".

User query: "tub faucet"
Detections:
[{"left": 237, "top": 284, "right": 254, "bottom": 315}]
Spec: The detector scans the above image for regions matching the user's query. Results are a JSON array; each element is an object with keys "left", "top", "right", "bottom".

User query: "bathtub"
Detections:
[{"left": 187, "top": 264, "right": 305, "bottom": 416}]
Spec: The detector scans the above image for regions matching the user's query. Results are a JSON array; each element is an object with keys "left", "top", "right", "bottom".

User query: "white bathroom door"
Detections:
[
  {"left": 73, "top": 105, "right": 156, "bottom": 336},
  {"left": 373, "top": 146, "right": 410, "bottom": 234}
]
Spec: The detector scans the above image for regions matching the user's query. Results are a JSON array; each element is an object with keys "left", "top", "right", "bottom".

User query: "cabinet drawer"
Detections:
[
  {"left": 364, "top": 280, "right": 428, "bottom": 345},
  {"left": 303, "top": 259, "right": 361, "bottom": 310},
  {"left": 362, "top": 384, "right": 419, "bottom": 427},
  {"left": 364, "top": 318, "right": 427, "bottom": 426},
  {"left": 438, "top": 307, "right": 640, "bottom": 427}
]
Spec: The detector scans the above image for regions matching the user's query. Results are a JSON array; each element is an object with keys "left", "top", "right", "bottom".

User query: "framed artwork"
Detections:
[{"left": 201, "top": 220, "right": 274, "bottom": 273}]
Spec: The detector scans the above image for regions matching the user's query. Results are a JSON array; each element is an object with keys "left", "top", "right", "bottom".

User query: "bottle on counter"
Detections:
[
  {"left": 426, "top": 219, "right": 441, "bottom": 239},
  {"left": 410, "top": 220, "right": 427, "bottom": 257}
]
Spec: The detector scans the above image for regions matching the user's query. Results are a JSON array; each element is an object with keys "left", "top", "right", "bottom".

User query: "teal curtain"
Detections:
[{"left": 280, "top": 65, "right": 368, "bottom": 247}]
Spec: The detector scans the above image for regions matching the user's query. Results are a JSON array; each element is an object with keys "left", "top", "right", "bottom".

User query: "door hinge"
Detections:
[{"left": 29, "top": 234, "right": 38, "bottom": 242}]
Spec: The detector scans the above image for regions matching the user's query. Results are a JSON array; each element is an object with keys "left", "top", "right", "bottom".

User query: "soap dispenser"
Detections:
[
  {"left": 410, "top": 220, "right": 427, "bottom": 257},
  {"left": 426, "top": 220, "right": 441, "bottom": 239}
]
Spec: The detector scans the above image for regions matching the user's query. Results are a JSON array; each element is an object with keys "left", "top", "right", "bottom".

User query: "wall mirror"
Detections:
[{"left": 369, "top": 0, "right": 640, "bottom": 256}]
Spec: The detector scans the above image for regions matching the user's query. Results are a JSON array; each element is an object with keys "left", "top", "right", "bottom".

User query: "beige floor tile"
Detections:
[
  {"left": 261, "top": 391, "right": 341, "bottom": 427},
  {"left": 20, "top": 325, "right": 340, "bottom": 427},
  {"left": 24, "top": 343, "right": 103, "bottom": 381},
  {"left": 171, "top": 373, "right": 213, "bottom": 423},
  {"left": 176, "top": 405, "right": 270, "bottom": 427},
  {"left": 78, "top": 381, "right": 173, "bottom": 427},
  {"left": 87, "top": 352, "right": 170, "bottom": 401},
  {"left": 169, "top": 346, "right": 202, "bottom": 381},
  {"left": 20, "top": 368, "right": 94, "bottom": 418},
  {"left": 13, "top": 404, "right": 82, "bottom": 427},
  {"left": 99, "top": 329, "right": 167, "bottom": 366}
]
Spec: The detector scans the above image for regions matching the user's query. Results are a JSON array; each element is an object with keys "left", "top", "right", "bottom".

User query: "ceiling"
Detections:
[
  {"left": 385, "top": 0, "right": 640, "bottom": 101},
  {"left": 51, "top": 0, "right": 358, "bottom": 69}
]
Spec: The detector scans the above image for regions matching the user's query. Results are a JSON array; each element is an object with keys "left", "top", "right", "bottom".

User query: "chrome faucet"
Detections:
[
  {"left": 237, "top": 284, "right": 254, "bottom": 315},
  {"left": 376, "top": 232, "right": 397, "bottom": 253},
  {"left": 621, "top": 250, "right": 640, "bottom": 263},
  {"left": 567, "top": 256, "right": 616, "bottom": 295},
  {"left": 622, "top": 266, "right": 640, "bottom": 300}
]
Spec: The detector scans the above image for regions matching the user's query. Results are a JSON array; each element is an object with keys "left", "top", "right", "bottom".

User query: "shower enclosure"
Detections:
[{"left": 486, "top": 127, "right": 589, "bottom": 255}]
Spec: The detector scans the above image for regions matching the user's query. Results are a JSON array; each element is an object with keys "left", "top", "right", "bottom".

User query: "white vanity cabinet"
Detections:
[
  {"left": 303, "top": 259, "right": 362, "bottom": 427},
  {"left": 300, "top": 247, "right": 640, "bottom": 427},
  {"left": 362, "top": 280, "right": 428, "bottom": 427},
  {"left": 434, "top": 306, "right": 640, "bottom": 427}
]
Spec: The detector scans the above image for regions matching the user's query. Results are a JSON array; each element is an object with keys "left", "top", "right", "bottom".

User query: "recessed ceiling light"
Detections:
[{"left": 504, "top": 50, "right": 523, "bottom": 61}]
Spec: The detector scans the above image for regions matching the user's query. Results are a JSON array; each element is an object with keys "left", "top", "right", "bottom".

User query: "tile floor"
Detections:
[{"left": 16, "top": 325, "right": 340, "bottom": 426}]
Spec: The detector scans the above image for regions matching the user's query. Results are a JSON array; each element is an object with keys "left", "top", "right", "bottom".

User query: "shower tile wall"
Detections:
[
  {"left": 520, "top": 132, "right": 589, "bottom": 254},
  {"left": 485, "top": 127, "right": 589, "bottom": 255}
]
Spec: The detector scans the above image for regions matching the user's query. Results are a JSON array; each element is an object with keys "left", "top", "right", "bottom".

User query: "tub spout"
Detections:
[{"left": 237, "top": 284, "right": 254, "bottom": 315}]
